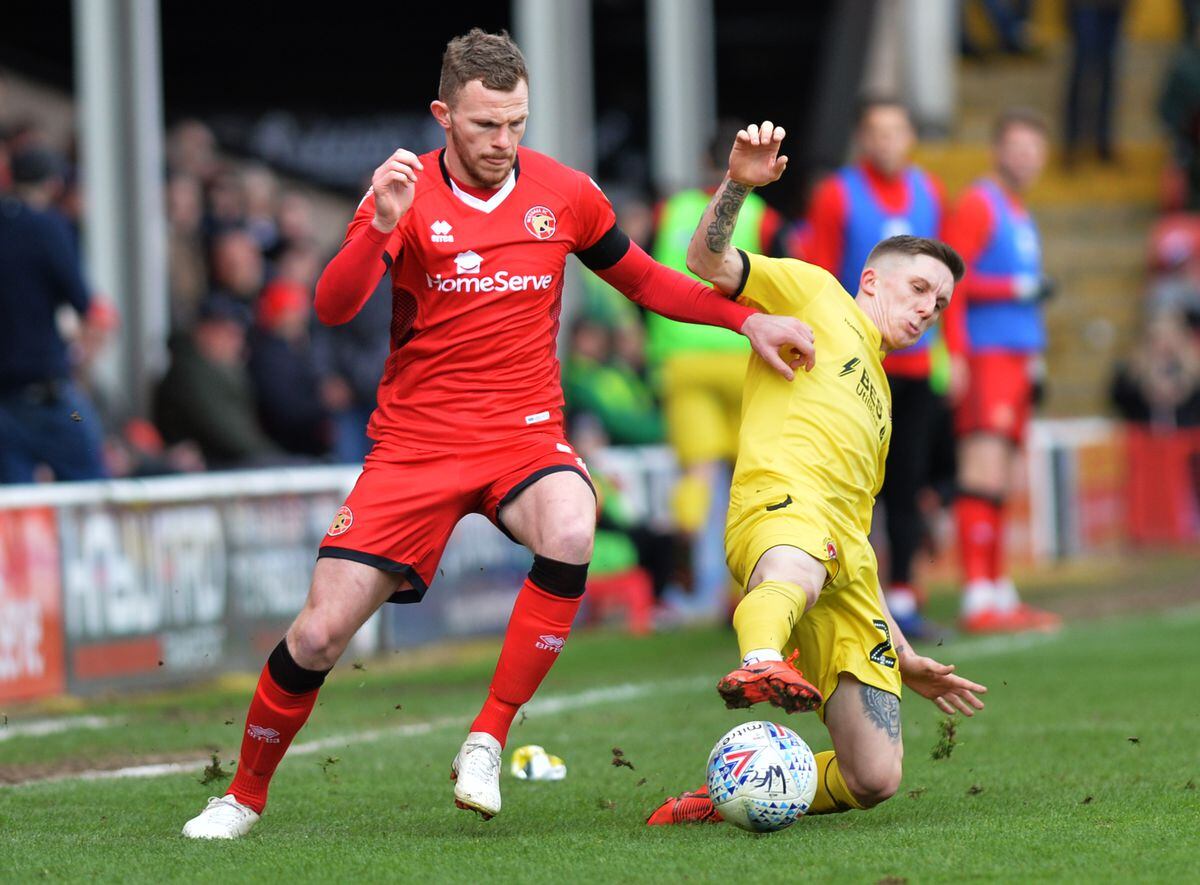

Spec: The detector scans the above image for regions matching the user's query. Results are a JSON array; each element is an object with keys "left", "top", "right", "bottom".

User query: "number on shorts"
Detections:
[{"left": 870, "top": 619, "right": 897, "bottom": 669}]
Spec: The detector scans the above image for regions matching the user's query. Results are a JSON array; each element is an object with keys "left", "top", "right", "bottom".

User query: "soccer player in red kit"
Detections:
[{"left": 182, "top": 29, "right": 814, "bottom": 839}]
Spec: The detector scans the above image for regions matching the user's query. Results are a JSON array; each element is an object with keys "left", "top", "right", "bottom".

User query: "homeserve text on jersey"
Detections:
[{"left": 425, "top": 250, "right": 554, "bottom": 294}]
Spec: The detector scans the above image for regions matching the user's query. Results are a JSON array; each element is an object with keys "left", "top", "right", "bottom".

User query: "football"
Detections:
[{"left": 705, "top": 720, "right": 818, "bottom": 832}]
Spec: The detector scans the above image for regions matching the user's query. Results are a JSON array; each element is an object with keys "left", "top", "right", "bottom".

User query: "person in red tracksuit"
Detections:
[
  {"left": 941, "top": 108, "right": 1060, "bottom": 634},
  {"left": 181, "top": 29, "right": 815, "bottom": 840},
  {"left": 805, "top": 98, "right": 962, "bottom": 639}
]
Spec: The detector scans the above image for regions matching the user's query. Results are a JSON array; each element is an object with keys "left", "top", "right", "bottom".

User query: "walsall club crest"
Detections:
[
  {"left": 823, "top": 537, "right": 838, "bottom": 560},
  {"left": 326, "top": 505, "right": 353, "bottom": 537},
  {"left": 524, "top": 205, "right": 557, "bottom": 240}
]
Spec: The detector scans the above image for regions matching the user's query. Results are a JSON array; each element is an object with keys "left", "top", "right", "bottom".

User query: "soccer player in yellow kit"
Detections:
[{"left": 649, "top": 122, "right": 988, "bottom": 824}]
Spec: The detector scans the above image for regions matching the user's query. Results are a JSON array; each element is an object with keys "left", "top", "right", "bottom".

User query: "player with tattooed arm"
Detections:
[{"left": 648, "top": 122, "right": 987, "bottom": 825}]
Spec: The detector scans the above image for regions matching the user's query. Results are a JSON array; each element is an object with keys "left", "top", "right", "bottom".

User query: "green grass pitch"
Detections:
[{"left": 2, "top": 559, "right": 1199, "bottom": 883}]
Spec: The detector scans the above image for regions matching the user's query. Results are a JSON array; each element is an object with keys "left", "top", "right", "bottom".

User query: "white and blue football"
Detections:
[{"left": 705, "top": 720, "right": 818, "bottom": 832}]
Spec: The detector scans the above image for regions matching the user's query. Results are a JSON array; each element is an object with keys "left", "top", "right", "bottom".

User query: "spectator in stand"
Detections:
[
  {"left": 166, "top": 119, "right": 220, "bottom": 186},
  {"left": 166, "top": 173, "right": 210, "bottom": 329},
  {"left": 1159, "top": 21, "right": 1200, "bottom": 209},
  {"left": 1111, "top": 311, "right": 1200, "bottom": 428},
  {"left": 311, "top": 269, "right": 391, "bottom": 464},
  {"left": 274, "top": 241, "right": 323, "bottom": 291},
  {"left": 563, "top": 315, "right": 664, "bottom": 446},
  {"left": 1064, "top": 0, "right": 1127, "bottom": 168},
  {"left": 804, "top": 97, "right": 954, "bottom": 639},
  {"left": 154, "top": 294, "right": 282, "bottom": 468},
  {"left": 204, "top": 169, "right": 247, "bottom": 239},
  {"left": 942, "top": 108, "right": 1060, "bottom": 634},
  {"left": 248, "top": 279, "right": 330, "bottom": 457},
  {"left": 580, "top": 189, "right": 654, "bottom": 329},
  {"left": 1145, "top": 216, "right": 1200, "bottom": 316},
  {"left": 241, "top": 164, "right": 282, "bottom": 257},
  {"left": 277, "top": 191, "right": 319, "bottom": 254},
  {"left": 209, "top": 228, "right": 265, "bottom": 305},
  {"left": 104, "top": 417, "right": 206, "bottom": 478},
  {"left": 613, "top": 318, "right": 654, "bottom": 394},
  {"left": 0, "top": 146, "right": 108, "bottom": 483},
  {"left": 962, "top": 0, "right": 1037, "bottom": 57}
]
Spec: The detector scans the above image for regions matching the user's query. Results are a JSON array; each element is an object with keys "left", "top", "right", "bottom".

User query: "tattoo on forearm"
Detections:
[
  {"left": 705, "top": 180, "right": 751, "bottom": 254},
  {"left": 861, "top": 685, "right": 901, "bottom": 743}
]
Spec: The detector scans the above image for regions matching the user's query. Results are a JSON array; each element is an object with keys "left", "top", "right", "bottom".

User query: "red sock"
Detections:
[
  {"left": 471, "top": 577, "right": 583, "bottom": 747},
  {"left": 956, "top": 495, "right": 998, "bottom": 585},
  {"left": 227, "top": 662, "right": 320, "bottom": 814},
  {"left": 989, "top": 500, "right": 1007, "bottom": 582}
]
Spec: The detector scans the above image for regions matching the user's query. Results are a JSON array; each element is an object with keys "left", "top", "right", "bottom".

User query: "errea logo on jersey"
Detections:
[
  {"left": 430, "top": 220, "right": 454, "bottom": 243},
  {"left": 425, "top": 251, "right": 555, "bottom": 294}
]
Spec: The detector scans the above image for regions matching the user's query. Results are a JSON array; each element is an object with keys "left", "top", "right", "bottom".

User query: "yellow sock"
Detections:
[
  {"left": 732, "top": 580, "right": 810, "bottom": 660},
  {"left": 808, "top": 750, "right": 865, "bottom": 815}
]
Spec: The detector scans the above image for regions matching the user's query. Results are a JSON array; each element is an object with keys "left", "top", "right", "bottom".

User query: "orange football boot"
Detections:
[
  {"left": 959, "top": 608, "right": 1012, "bottom": 634},
  {"left": 962, "top": 605, "right": 1061, "bottom": 634},
  {"left": 1002, "top": 603, "right": 1062, "bottom": 632},
  {"left": 646, "top": 785, "right": 722, "bottom": 825},
  {"left": 716, "top": 650, "right": 823, "bottom": 713}
]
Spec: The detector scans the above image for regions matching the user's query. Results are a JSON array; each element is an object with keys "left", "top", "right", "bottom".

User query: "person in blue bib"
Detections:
[
  {"left": 942, "top": 108, "right": 1060, "bottom": 635},
  {"left": 804, "top": 97, "right": 959, "bottom": 639}
]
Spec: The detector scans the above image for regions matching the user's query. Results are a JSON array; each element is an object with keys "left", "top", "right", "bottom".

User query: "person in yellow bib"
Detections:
[
  {"left": 649, "top": 122, "right": 794, "bottom": 616},
  {"left": 648, "top": 122, "right": 987, "bottom": 825}
]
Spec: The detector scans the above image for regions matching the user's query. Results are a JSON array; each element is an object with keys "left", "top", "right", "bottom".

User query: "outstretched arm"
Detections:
[{"left": 687, "top": 121, "right": 789, "bottom": 294}]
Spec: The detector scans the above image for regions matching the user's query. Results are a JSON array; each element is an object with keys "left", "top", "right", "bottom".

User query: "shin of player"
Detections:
[
  {"left": 720, "top": 546, "right": 826, "bottom": 713},
  {"left": 183, "top": 558, "right": 396, "bottom": 839}
]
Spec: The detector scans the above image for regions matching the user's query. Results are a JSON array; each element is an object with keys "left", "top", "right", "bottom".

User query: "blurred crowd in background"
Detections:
[{"left": 4, "top": 1, "right": 1200, "bottom": 622}]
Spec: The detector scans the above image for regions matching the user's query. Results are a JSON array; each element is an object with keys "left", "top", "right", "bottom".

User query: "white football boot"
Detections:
[
  {"left": 451, "top": 731, "right": 502, "bottom": 820},
  {"left": 182, "top": 795, "right": 260, "bottom": 839}
]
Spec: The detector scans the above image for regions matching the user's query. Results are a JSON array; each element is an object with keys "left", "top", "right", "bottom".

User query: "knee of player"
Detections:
[
  {"left": 288, "top": 618, "right": 346, "bottom": 671},
  {"left": 751, "top": 573, "right": 820, "bottom": 610},
  {"left": 843, "top": 760, "right": 902, "bottom": 809},
  {"left": 539, "top": 517, "right": 594, "bottom": 563}
]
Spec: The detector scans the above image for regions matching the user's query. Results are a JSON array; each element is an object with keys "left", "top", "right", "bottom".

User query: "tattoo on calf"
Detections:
[
  {"left": 861, "top": 685, "right": 901, "bottom": 742},
  {"left": 706, "top": 181, "right": 751, "bottom": 254}
]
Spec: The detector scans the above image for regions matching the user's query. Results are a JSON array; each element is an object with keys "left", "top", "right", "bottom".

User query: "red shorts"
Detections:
[
  {"left": 955, "top": 351, "right": 1034, "bottom": 443},
  {"left": 318, "top": 432, "right": 593, "bottom": 603}
]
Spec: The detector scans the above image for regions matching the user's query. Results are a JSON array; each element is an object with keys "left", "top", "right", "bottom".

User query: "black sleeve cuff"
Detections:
[
  {"left": 576, "top": 223, "right": 631, "bottom": 271},
  {"left": 732, "top": 249, "right": 751, "bottom": 298}
]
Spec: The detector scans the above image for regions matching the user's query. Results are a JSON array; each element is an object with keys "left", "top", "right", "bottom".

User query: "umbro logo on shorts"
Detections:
[
  {"left": 536, "top": 635, "right": 566, "bottom": 652},
  {"left": 765, "top": 494, "right": 793, "bottom": 512}
]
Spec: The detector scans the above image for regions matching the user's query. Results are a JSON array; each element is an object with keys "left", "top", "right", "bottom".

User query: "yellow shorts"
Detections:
[
  {"left": 662, "top": 352, "right": 748, "bottom": 465},
  {"left": 725, "top": 494, "right": 902, "bottom": 720}
]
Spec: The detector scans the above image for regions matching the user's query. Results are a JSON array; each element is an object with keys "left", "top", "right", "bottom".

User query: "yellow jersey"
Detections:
[{"left": 729, "top": 253, "right": 892, "bottom": 540}]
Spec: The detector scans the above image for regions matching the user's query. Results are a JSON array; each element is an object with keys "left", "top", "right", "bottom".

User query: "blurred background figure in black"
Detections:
[{"left": 0, "top": 145, "right": 108, "bottom": 483}]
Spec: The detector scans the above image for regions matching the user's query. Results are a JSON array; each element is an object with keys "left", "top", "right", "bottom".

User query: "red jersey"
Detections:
[{"left": 336, "top": 148, "right": 616, "bottom": 448}]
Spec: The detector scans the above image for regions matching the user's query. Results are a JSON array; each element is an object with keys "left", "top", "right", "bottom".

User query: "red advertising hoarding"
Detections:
[{"left": 0, "top": 507, "right": 66, "bottom": 703}]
